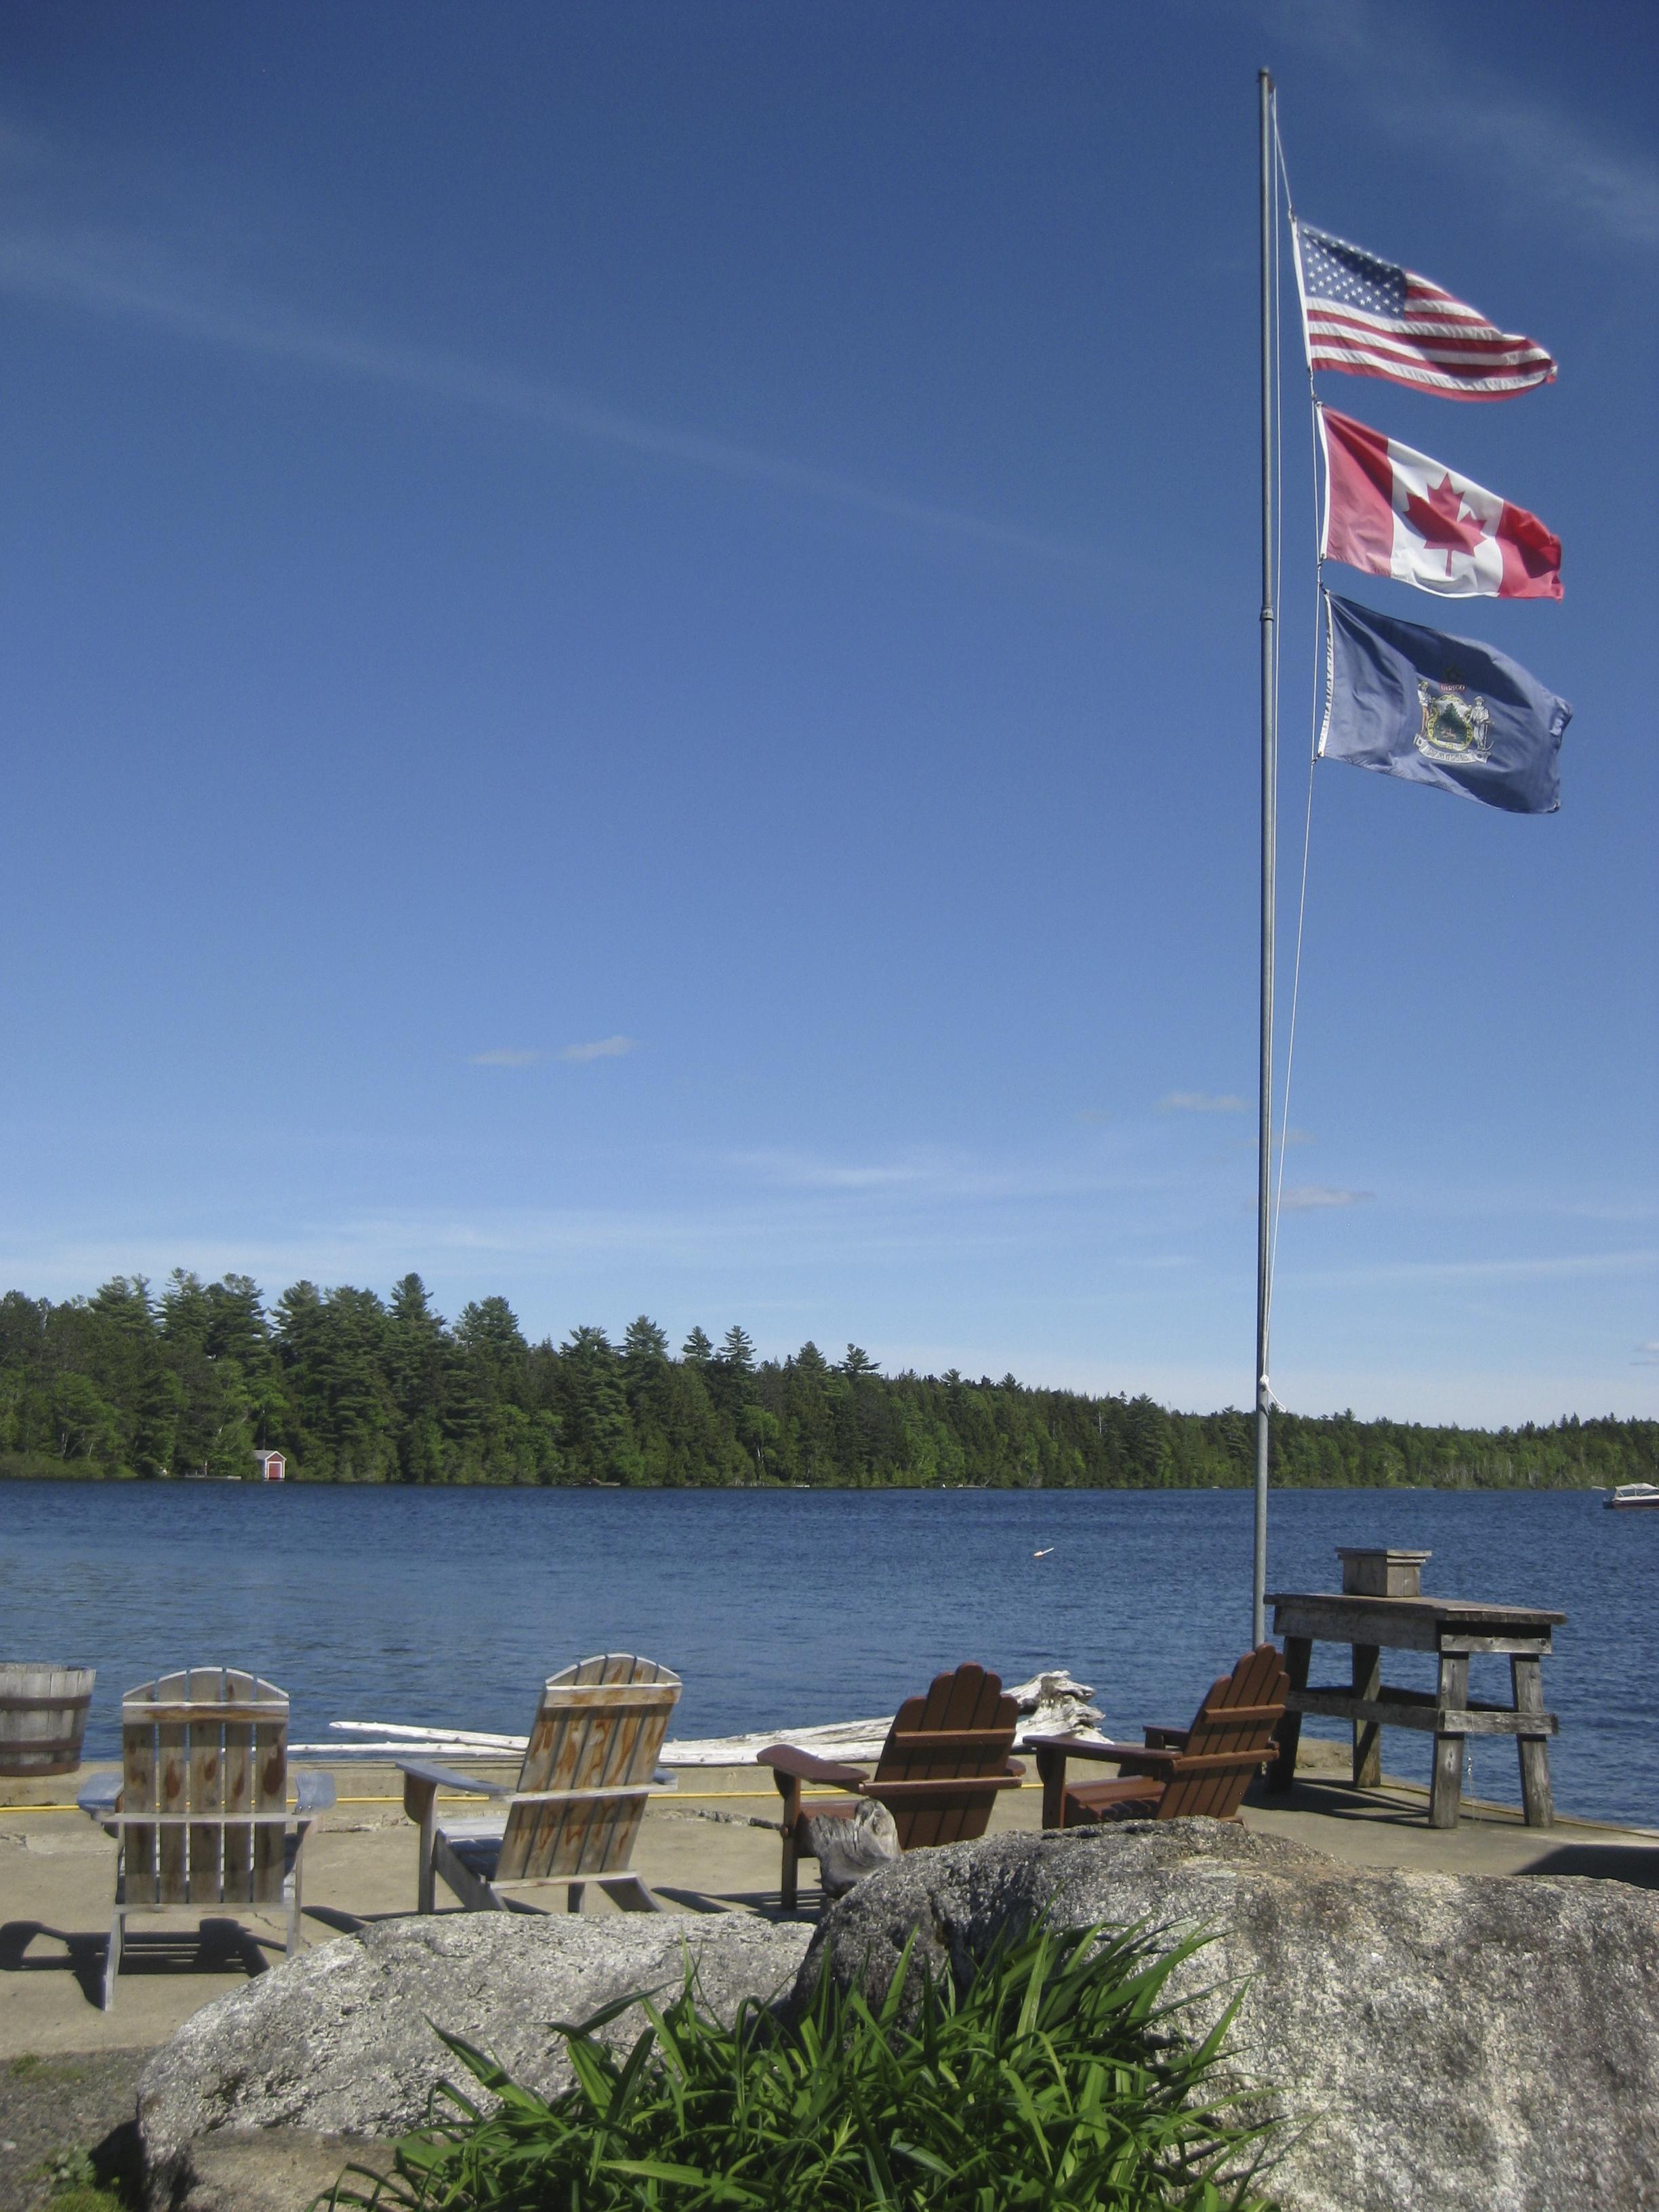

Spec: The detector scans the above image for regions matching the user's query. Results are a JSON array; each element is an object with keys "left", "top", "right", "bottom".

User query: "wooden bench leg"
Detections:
[
  {"left": 1351, "top": 1643, "right": 1381, "bottom": 1789},
  {"left": 1265, "top": 1637, "right": 1310, "bottom": 1793},
  {"left": 1512, "top": 1655, "right": 1555, "bottom": 1828},
  {"left": 1429, "top": 1652, "right": 1469, "bottom": 1830},
  {"left": 566, "top": 1882, "right": 585, "bottom": 1914}
]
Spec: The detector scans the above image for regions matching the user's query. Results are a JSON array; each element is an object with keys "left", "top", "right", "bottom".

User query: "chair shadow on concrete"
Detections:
[
  {"left": 0, "top": 1914, "right": 280, "bottom": 2008},
  {"left": 1244, "top": 1774, "right": 1429, "bottom": 1824},
  {"left": 623, "top": 1885, "right": 740, "bottom": 1917},
  {"left": 1520, "top": 1844, "right": 1659, "bottom": 1889},
  {"left": 304, "top": 1904, "right": 369, "bottom": 1937}
]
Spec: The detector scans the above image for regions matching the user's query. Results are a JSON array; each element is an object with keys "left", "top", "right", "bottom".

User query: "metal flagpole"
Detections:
[{"left": 1253, "top": 68, "right": 1277, "bottom": 1647}]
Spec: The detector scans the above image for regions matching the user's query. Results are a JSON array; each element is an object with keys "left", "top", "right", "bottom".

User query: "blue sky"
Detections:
[{"left": 0, "top": 0, "right": 1653, "bottom": 1424}]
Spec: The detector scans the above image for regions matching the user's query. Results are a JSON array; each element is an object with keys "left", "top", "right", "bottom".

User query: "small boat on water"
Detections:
[{"left": 1604, "top": 1483, "right": 1659, "bottom": 1511}]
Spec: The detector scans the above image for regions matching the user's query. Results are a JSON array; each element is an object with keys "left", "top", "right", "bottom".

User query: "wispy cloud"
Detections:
[
  {"left": 1235, "top": 1128, "right": 1315, "bottom": 1151},
  {"left": 560, "top": 1035, "right": 636, "bottom": 1064},
  {"left": 733, "top": 1152, "right": 939, "bottom": 1193},
  {"left": 724, "top": 1145, "right": 1193, "bottom": 1208},
  {"left": 1076, "top": 1109, "right": 1112, "bottom": 1125},
  {"left": 0, "top": 222, "right": 1080, "bottom": 556},
  {"left": 1159, "top": 1092, "right": 1247, "bottom": 1114},
  {"left": 1294, "top": 1249, "right": 1659, "bottom": 1288},
  {"left": 469, "top": 1047, "right": 546, "bottom": 1069},
  {"left": 1271, "top": 0, "right": 1659, "bottom": 250},
  {"left": 1635, "top": 1341, "right": 1659, "bottom": 1368},
  {"left": 1280, "top": 1185, "right": 1373, "bottom": 1212}
]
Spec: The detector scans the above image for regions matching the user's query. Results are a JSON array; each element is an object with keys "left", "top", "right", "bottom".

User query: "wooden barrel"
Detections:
[{"left": 0, "top": 1664, "right": 96, "bottom": 1777}]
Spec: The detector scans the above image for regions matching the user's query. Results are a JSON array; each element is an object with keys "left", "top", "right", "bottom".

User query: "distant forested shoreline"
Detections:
[{"left": 0, "top": 1271, "right": 1650, "bottom": 1493}]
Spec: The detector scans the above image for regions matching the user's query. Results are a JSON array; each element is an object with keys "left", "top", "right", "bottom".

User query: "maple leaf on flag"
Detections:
[{"left": 1404, "top": 472, "right": 1490, "bottom": 565}]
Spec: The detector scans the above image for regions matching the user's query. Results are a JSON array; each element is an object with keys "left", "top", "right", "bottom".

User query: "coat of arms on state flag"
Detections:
[
  {"left": 1319, "top": 408, "right": 1562, "bottom": 600},
  {"left": 1319, "top": 593, "right": 1570, "bottom": 815}
]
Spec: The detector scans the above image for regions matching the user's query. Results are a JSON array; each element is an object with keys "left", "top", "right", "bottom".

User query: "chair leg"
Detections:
[
  {"left": 775, "top": 1772, "right": 802, "bottom": 1911},
  {"left": 405, "top": 1777, "right": 438, "bottom": 1914},
  {"left": 566, "top": 1882, "right": 585, "bottom": 1914},
  {"left": 103, "top": 1908, "right": 123, "bottom": 2012},
  {"left": 599, "top": 1875, "right": 661, "bottom": 1912},
  {"left": 1036, "top": 1745, "right": 1067, "bottom": 1831}
]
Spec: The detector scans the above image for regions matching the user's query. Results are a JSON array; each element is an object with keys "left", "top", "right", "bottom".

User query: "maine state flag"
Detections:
[{"left": 1319, "top": 593, "right": 1570, "bottom": 814}]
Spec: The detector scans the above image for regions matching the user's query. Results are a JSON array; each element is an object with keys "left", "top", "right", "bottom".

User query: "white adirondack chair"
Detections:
[
  {"left": 398, "top": 1654, "right": 681, "bottom": 1914},
  {"left": 77, "top": 1668, "right": 333, "bottom": 2010}
]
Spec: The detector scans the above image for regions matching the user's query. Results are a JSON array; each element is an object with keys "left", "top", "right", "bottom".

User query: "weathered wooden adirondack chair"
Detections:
[
  {"left": 1028, "top": 1643, "right": 1289, "bottom": 1829},
  {"left": 398, "top": 1654, "right": 681, "bottom": 1914},
  {"left": 758, "top": 1663, "right": 1025, "bottom": 1910},
  {"left": 76, "top": 1669, "right": 333, "bottom": 2011}
]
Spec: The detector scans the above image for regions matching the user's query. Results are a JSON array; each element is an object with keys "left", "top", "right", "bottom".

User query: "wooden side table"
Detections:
[{"left": 1263, "top": 1586, "right": 1564, "bottom": 1829}]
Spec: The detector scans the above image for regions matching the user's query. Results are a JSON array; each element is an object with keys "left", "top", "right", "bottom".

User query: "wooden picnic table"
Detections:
[{"left": 1263, "top": 1584, "right": 1565, "bottom": 1830}]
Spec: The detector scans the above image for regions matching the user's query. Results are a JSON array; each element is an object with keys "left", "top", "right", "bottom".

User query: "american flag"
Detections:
[{"left": 1294, "top": 224, "right": 1556, "bottom": 401}]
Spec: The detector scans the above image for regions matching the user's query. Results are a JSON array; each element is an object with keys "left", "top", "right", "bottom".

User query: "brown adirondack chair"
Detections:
[
  {"left": 76, "top": 1668, "right": 333, "bottom": 2011},
  {"left": 1029, "top": 1644, "right": 1289, "bottom": 1829},
  {"left": 398, "top": 1654, "right": 680, "bottom": 1914},
  {"left": 758, "top": 1663, "right": 1024, "bottom": 1910}
]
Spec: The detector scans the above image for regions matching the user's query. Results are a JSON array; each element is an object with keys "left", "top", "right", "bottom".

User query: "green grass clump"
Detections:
[
  {"left": 30, "top": 2144, "right": 129, "bottom": 2211},
  {"left": 323, "top": 1921, "right": 1279, "bottom": 2212}
]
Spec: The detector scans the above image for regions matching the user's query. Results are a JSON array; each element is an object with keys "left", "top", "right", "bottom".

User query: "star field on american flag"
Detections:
[
  {"left": 1299, "top": 230, "right": 1408, "bottom": 319},
  {"left": 1295, "top": 222, "right": 1556, "bottom": 401}
]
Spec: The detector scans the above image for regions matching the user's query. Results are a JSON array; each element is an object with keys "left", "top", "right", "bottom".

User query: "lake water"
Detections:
[{"left": 3, "top": 1481, "right": 1654, "bottom": 1828}]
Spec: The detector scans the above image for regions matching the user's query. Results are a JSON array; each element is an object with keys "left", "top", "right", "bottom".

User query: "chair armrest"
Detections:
[
  {"left": 861, "top": 1767, "right": 1025, "bottom": 1804},
  {"left": 77, "top": 1774, "right": 121, "bottom": 1820},
  {"left": 757, "top": 1744, "right": 870, "bottom": 1788},
  {"left": 293, "top": 1770, "right": 336, "bottom": 1816},
  {"left": 394, "top": 1759, "right": 514, "bottom": 1798},
  {"left": 1024, "top": 1736, "right": 1179, "bottom": 1773},
  {"left": 1143, "top": 1725, "right": 1191, "bottom": 1750}
]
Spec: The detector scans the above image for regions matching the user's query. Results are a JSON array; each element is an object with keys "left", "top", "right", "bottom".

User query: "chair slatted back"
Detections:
[
  {"left": 493, "top": 1654, "right": 681, "bottom": 1883},
  {"left": 868, "top": 1664, "right": 1019, "bottom": 1849},
  {"left": 1158, "top": 1645, "right": 1289, "bottom": 1820},
  {"left": 121, "top": 1670, "right": 289, "bottom": 1907}
]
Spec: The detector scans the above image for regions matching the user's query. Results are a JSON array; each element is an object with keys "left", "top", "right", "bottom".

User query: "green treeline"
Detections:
[{"left": 0, "top": 1271, "right": 1652, "bottom": 1492}]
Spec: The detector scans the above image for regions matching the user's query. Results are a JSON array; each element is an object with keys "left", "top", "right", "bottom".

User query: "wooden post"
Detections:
[
  {"left": 1512, "top": 1654, "right": 1555, "bottom": 1828},
  {"left": 1265, "top": 1635, "right": 1310, "bottom": 1792},
  {"left": 1429, "top": 1651, "right": 1469, "bottom": 1830},
  {"left": 1351, "top": 1643, "right": 1382, "bottom": 1788}
]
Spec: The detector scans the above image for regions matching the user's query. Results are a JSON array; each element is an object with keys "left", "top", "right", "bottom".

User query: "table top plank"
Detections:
[{"left": 1268, "top": 1591, "right": 1565, "bottom": 1630}]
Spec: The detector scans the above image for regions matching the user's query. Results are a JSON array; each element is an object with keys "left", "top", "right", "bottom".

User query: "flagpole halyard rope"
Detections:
[{"left": 1264, "top": 108, "right": 1324, "bottom": 1350}]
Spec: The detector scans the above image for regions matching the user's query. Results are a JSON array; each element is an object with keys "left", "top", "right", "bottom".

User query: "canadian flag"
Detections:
[{"left": 1319, "top": 407, "right": 1561, "bottom": 600}]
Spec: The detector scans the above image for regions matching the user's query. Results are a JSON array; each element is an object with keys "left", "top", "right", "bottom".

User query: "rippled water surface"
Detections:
[{"left": 3, "top": 1481, "right": 1653, "bottom": 1827}]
